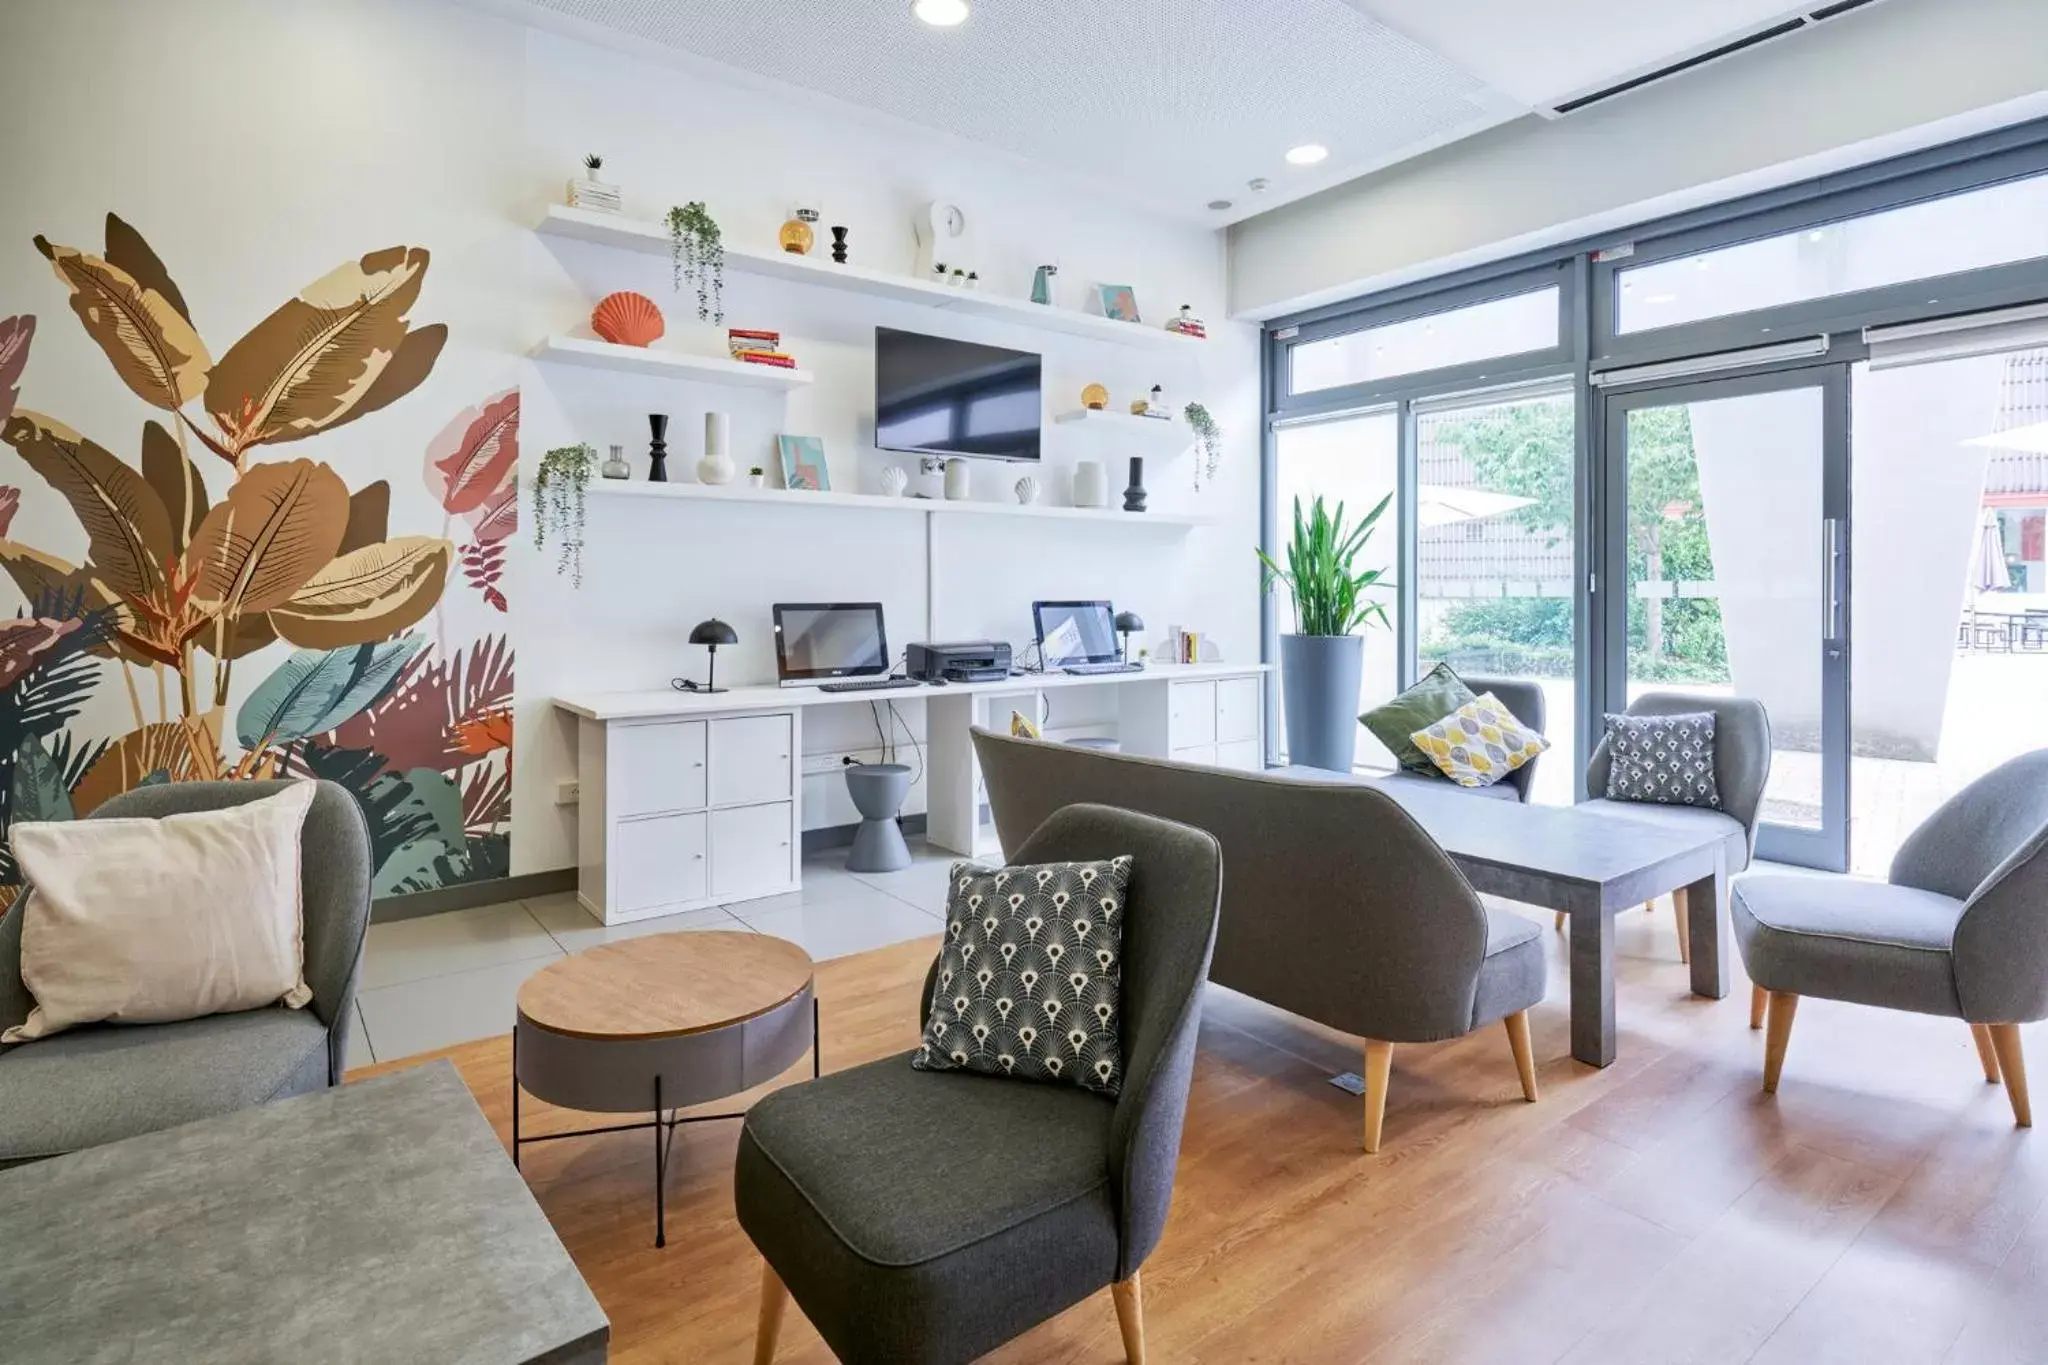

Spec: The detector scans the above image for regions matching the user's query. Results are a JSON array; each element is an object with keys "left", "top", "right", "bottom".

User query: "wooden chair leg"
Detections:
[
  {"left": 754, "top": 1262, "right": 788, "bottom": 1365},
  {"left": 1762, "top": 992, "right": 1799, "bottom": 1094},
  {"left": 1672, "top": 886, "right": 1691, "bottom": 966},
  {"left": 1750, "top": 983, "right": 1768, "bottom": 1030},
  {"left": 1972, "top": 1024, "right": 2003, "bottom": 1084},
  {"left": 1642, "top": 899, "right": 1656, "bottom": 913},
  {"left": 1504, "top": 1009, "right": 1539, "bottom": 1102},
  {"left": 1111, "top": 1271, "right": 1147, "bottom": 1365},
  {"left": 1988, "top": 1024, "right": 2032, "bottom": 1128},
  {"left": 1362, "top": 1040, "right": 1394, "bottom": 1154},
  {"left": 1554, "top": 910, "right": 1566, "bottom": 933}
]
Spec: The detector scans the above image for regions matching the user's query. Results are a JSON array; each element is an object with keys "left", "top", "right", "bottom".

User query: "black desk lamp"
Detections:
[
  {"left": 1114, "top": 610, "right": 1144, "bottom": 663},
  {"left": 684, "top": 618, "right": 737, "bottom": 693}
]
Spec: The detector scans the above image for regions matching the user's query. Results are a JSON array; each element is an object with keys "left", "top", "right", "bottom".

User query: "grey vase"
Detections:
[{"left": 1279, "top": 633, "right": 1364, "bottom": 772}]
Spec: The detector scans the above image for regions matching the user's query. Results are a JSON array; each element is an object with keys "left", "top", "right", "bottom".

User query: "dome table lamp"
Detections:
[
  {"left": 675, "top": 619, "right": 738, "bottom": 694},
  {"left": 1114, "top": 610, "right": 1145, "bottom": 663}
]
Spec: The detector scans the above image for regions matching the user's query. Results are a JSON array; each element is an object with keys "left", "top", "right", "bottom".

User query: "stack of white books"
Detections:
[{"left": 567, "top": 177, "right": 621, "bottom": 214}]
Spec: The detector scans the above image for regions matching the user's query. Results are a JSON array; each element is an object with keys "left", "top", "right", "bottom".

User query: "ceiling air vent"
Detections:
[{"left": 1544, "top": 1, "right": 1890, "bottom": 118}]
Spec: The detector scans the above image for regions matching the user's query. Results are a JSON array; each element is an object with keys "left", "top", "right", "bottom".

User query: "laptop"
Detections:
[
  {"left": 1033, "top": 600, "right": 1141, "bottom": 675},
  {"left": 772, "top": 603, "right": 916, "bottom": 691}
]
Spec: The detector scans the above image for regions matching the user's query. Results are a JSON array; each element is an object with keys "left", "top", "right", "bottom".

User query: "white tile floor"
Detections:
[{"left": 348, "top": 839, "right": 958, "bottom": 1066}]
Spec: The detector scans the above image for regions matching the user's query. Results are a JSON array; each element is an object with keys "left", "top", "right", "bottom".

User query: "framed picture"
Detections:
[
  {"left": 776, "top": 434, "right": 831, "bottom": 491},
  {"left": 1097, "top": 284, "right": 1140, "bottom": 324}
]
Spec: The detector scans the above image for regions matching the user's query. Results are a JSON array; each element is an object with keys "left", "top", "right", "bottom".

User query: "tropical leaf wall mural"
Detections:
[{"left": 0, "top": 214, "right": 516, "bottom": 902}]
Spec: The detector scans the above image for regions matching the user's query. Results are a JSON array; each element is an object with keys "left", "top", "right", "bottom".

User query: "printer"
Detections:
[{"left": 906, "top": 640, "right": 1012, "bottom": 683}]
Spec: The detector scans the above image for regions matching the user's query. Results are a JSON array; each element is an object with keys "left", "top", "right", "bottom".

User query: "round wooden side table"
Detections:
[{"left": 512, "top": 930, "right": 817, "bottom": 1247}]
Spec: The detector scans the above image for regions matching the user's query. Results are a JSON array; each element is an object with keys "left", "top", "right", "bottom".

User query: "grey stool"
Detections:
[{"left": 844, "top": 763, "right": 912, "bottom": 872}]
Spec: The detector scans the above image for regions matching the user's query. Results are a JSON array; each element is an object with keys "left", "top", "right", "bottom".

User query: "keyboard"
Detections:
[
  {"left": 1061, "top": 662, "right": 1144, "bottom": 676},
  {"left": 817, "top": 677, "right": 924, "bottom": 694}
]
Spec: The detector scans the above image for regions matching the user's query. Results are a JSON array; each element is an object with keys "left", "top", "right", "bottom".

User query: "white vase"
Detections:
[
  {"left": 1073, "top": 460, "right": 1108, "bottom": 509},
  {"left": 697, "top": 412, "right": 734, "bottom": 485},
  {"left": 943, "top": 458, "right": 971, "bottom": 501}
]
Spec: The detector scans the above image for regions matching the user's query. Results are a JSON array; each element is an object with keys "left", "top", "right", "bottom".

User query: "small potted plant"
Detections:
[
  {"left": 747, "top": 465, "right": 766, "bottom": 488},
  {"left": 535, "top": 443, "right": 596, "bottom": 587},
  {"left": 666, "top": 202, "right": 724, "bottom": 324}
]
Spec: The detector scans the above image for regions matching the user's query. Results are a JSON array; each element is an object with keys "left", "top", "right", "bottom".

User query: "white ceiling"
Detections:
[{"left": 503, "top": 0, "right": 1890, "bottom": 225}]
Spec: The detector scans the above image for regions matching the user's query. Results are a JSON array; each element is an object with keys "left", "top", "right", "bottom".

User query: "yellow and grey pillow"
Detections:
[{"left": 1410, "top": 692, "right": 1549, "bottom": 789}]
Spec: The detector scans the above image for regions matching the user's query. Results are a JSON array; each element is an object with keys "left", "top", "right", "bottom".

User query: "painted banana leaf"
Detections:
[
  {"left": 295, "top": 742, "right": 434, "bottom": 877},
  {"left": 370, "top": 766, "right": 466, "bottom": 896},
  {"left": 0, "top": 314, "right": 33, "bottom": 429},
  {"left": 10, "top": 736, "right": 72, "bottom": 823},
  {"left": 236, "top": 636, "right": 424, "bottom": 749}
]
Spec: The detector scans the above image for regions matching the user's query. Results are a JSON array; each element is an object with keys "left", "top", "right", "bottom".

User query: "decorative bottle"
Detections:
[{"left": 601, "top": 444, "right": 631, "bottom": 480}]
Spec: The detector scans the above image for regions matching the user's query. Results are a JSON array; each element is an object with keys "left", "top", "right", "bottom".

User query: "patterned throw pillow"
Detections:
[
  {"left": 1409, "top": 692, "right": 1550, "bottom": 789},
  {"left": 913, "top": 856, "right": 1133, "bottom": 1096},
  {"left": 1603, "top": 712, "right": 1720, "bottom": 809},
  {"left": 1361, "top": 662, "right": 1477, "bottom": 774}
]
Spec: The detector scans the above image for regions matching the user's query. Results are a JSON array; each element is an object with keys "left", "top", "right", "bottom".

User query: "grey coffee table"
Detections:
[
  {"left": 1373, "top": 778, "right": 1729, "bottom": 1067},
  {"left": 513, "top": 930, "right": 818, "bottom": 1249},
  {"left": 0, "top": 1061, "right": 607, "bottom": 1365}
]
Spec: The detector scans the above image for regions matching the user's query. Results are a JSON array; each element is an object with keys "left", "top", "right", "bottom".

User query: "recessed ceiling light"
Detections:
[
  {"left": 1285, "top": 143, "right": 1329, "bottom": 166},
  {"left": 1207, "top": 199, "right": 1233, "bottom": 211},
  {"left": 912, "top": 0, "right": 969, "bottom": 26}
]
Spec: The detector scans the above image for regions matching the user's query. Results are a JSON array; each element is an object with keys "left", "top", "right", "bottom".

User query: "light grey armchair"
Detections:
[
  {"left": 735, "top": 803, "right": 1221, "bottom": 1365},
  {"left": 1565, "top": 691, "right": 1773, "bottom": 963},
  {"left": 1734, "top": 750, "right": 2048, "bottom": 1126},
  {"left": 971, "top": 727, "right": 1544, "bottom": 1153},
  {"left": 1376, "top": 674, "right": 1550, "bottom": 805},
  {"left": 0, "top": 780, "right": 372, "bottom": 1167}
]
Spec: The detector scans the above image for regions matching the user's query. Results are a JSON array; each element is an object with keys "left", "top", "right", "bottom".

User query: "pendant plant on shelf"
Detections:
[
  {"left": 534, "top": 443, "right": 595, "bottom": 587},
  {"left": 1185, "top": 401, "right": 1222, "bottom": 490},
  {"left": 1256, "top": 493, "right": 1394, "bottom": 636},
  {"left": 666, "top": 202, "right": 724, "bottom": 325}
]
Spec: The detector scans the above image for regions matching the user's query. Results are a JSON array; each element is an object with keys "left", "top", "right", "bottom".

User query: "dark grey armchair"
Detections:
[
  {"left": 971, "top": 727, "right": 1544, "bottom": 1154},
  {"left": 0, "top": 780, "right": 372, "bottom": 1167},
  {"left": 1735, "top": 750, "right": 2048, "bottom": 1127},
  {"left": 1564, "top": 691, "right": 1773, "bottom": 963},
  {"left": 734, "top": 803, "right": 1221, "bottom": 1365},
  {"left": 1375, "top": 674, "right": 1549, "bottom": 804}
]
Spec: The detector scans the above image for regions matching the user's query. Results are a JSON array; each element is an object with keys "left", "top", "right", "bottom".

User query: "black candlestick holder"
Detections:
[{"left": 647, "top": 413, "right": 669, "bottom": 483}]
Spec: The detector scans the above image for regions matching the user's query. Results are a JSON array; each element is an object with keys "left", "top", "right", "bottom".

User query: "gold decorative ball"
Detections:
[{"left": 1081, "top": 383, "right": 1110, "bottom": 410}]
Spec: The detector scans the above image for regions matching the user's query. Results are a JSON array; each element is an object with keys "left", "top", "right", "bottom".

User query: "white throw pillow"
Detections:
[{"left": 3, "top": 782, "right": 318, "bottom": 1044}]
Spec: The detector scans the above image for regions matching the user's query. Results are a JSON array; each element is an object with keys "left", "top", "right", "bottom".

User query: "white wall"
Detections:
[
  {"left": 0, "top": 0, "right": 1260, "bottom": 891},
  {"left": 1229, "top": 0, "right": 2048, "bottom": 318}
]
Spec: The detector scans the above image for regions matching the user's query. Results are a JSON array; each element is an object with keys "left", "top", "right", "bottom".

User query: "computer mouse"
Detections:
[{"left": 927, "top": 677, "right": 949, "bottom": 686}]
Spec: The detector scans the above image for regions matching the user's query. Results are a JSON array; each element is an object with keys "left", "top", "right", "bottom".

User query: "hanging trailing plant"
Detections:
[
  {"left": 1185, "top": 401, "right": 1223, "bottom": 490},
  {"left": 666, "top": 202, "right": 724, "bottom": 325},
  {"left": 534, "top": 443, "right": 594, "bottom": 587}
]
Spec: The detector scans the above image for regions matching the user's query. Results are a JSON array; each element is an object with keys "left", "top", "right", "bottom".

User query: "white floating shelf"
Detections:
[
  {"left": 530, "top": 335, "right": 813, "bottom": 390},
  {"left": 1053, "top": 408, "right": 1195, "bottom": 452},
  {"left": 537, "top": 205, "right": 1209, "bottom": 354},
  {"left": 585, "top": 478, "right": 1209, "bottom": 527}
]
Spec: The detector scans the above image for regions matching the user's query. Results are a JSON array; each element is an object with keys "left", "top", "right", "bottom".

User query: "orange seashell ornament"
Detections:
[{"left": 591, "top": 291, "right": 665, "bottom": 347}]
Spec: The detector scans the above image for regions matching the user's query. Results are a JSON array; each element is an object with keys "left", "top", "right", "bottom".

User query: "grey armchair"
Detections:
[
  {"left": 1374, "top": 674, "right": 1550, "bottom": 804},
  {"left": 971, "top": 727, "right": 1544, "bottom": 1153},
  {"left": 0, "top": 780, "right": 372, "bottom": 1167},
  {"left": 1734, "top": 750, "right": 2048, "bottom": 1127},
  {"left": 1564, "top": 691, "right": 1773, "bottom": 962},
  {"left": 734, "top": 803, "right": 1221, "bottom": 1365}
]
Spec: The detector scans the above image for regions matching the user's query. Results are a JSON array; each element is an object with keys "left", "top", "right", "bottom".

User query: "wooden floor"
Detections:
[{"left": 354, "top": 908, "right": 2048, "bottom": 1364}]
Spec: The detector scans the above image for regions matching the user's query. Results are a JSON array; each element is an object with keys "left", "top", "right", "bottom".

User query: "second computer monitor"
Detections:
[{"left": 1034, "top": 600, "right": 1119, "bottom": 668}]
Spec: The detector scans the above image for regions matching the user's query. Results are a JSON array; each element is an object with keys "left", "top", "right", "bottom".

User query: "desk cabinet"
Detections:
[
  {"left": 578, "top": 711, "right": 802, "bottom": 923},
  {"left": 1164, "top": 675, "right": 1264, "bottom": 771}
]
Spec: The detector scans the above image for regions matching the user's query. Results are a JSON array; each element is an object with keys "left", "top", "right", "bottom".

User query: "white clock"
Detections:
[{"left": 914, "top": 199, "right": 971, "bottom": 277}]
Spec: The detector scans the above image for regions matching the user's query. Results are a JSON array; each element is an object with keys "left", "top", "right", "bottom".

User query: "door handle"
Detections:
[{"left": 1822, "top": 517, "right": 1844, "bottom": 645}]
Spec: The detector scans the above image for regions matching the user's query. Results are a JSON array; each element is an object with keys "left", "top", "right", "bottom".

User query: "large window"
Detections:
[
  {"left": 1272, "top": 411, "right": 1399, "bottom": 767},
  {"left": 1415, "top": 390, "right": 1578, "bottom": 803},
  {"left": 1289, "top": 287, "right": 1561, "bottom": 395},
  {"left": 1616, "top": 169, "right": 2048, "bottom": 334}
]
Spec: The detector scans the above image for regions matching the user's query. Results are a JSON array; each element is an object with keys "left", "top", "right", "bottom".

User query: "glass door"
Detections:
[{"left": 1600, "top": 366, "right": 1850, "bottom": 869}]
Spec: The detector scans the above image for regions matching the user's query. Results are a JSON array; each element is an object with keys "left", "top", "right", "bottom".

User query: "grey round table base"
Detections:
[
  {"left": 512, "top": 984, "right": 817, "bottom": 1248},
  {"left": 844, "top": 763, "right": 913, "bottom": 873}
]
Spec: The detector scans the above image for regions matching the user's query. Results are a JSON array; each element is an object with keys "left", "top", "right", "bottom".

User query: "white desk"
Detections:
[{"left": 553, "top": 662, "right": 1269, "bottom": 924}]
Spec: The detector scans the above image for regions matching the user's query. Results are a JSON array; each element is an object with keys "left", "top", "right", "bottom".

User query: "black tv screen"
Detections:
[{"left": 875, "top": 326, "right": 1042, "bottom": 462}]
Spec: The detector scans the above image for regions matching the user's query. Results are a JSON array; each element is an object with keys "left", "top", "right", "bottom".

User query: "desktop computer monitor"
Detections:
[
  {"left": 1033, "top": 600, "right": 1119, "bottom": 668},
  {"left": 773, "top": 603, "right": 890, "bottom": 684}
]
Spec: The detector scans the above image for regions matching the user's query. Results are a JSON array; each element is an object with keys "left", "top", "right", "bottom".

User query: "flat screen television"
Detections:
[{"left": 874, "top": 326, "right": 1042, "bottom": 462}]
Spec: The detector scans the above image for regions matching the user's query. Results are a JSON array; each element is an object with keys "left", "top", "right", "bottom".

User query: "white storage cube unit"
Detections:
[{"left": 578, "top": 711, "right": 801, "bottom": 923}]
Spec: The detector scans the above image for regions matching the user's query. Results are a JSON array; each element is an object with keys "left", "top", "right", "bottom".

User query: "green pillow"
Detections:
[{"left": 1361, "top": 663, "right": 1476, "bottom": 774}]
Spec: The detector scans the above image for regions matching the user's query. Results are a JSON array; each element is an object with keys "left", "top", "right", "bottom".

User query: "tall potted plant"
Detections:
[{"left": 1257, "top": 493, "right": 1394, "bottom": 771}]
